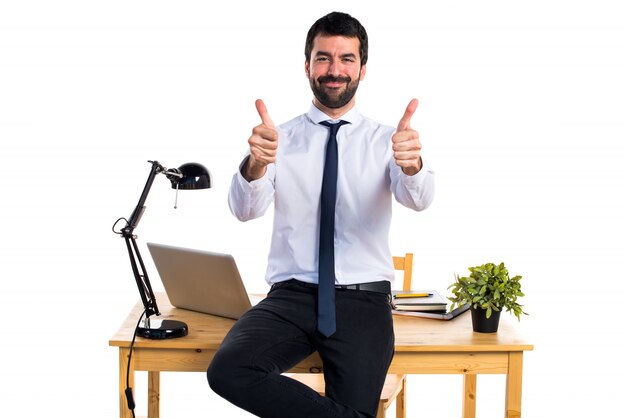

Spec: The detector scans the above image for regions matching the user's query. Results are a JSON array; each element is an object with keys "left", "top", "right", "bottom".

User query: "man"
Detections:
[{"left": 208, "top": 11, "right": 434, "bottom": 418}]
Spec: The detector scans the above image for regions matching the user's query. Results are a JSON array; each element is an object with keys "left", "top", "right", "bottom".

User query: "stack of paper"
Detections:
[
  {"left": 392, "top": 290, "right": 448, "bottom": 312},
  {"left": 391, "top": 290, "right": 470, "bottom": 320}
]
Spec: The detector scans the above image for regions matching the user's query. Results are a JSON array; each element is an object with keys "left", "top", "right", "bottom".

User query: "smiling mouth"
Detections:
[
  {"left": 318, "top": 76, "right": 350, "bottom": 89},
  {"left": 324, "top": 81, "right": 345, "bottom": 89}
]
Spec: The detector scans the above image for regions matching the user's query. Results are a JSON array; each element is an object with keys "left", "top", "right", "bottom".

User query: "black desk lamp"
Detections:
[{"left": 113, "top": 160, "right": 211, "bottom": 339}]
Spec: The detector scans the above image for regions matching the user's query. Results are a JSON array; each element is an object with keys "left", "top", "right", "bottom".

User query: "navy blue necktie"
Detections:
[{"left": 317, "top": 120, "right": 349, "bottom": 337}]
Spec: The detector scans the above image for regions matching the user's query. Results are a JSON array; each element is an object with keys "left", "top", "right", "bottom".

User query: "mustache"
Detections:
[{"left": 317, "top": 75, "right": 352, "bottom": 84}]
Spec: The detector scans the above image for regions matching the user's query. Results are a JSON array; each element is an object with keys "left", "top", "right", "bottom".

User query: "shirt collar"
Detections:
[{"left": 307, "top": 102, "right": 361, "bottom": 125}]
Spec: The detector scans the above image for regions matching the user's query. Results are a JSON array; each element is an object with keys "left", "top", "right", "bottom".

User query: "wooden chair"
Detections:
[{"left": 290, "top": 253, "right": 414, "bottom": 418}]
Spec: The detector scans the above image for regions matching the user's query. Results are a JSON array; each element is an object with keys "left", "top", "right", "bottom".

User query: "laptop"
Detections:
[{"left": 146, "top": 242, "right": 254, "bottom": 320}]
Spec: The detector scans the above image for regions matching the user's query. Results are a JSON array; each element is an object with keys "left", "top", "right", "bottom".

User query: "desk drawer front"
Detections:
[
  {"left": 133, "top": 348, "right": 216, "bottom": 372},
  {"left": 131, "top": 349, "right": 508, "bottom": 375},
  {"left": 389, "top": 352, "right": 508, "bottom": 374}
]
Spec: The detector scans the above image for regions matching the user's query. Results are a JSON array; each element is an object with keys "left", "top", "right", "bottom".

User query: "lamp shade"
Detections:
[{"left": 172, "top": 163, "right": 212, "bottom": 190}]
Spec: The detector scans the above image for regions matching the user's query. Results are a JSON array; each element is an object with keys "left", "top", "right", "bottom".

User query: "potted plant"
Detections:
[{"left": 448, "top": 262, "right": 527, "bottom": 333}]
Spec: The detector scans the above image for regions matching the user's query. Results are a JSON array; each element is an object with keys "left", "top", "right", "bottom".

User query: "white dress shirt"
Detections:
[{"left": 228, "top": 104, "right": 435, "bottom": 286}]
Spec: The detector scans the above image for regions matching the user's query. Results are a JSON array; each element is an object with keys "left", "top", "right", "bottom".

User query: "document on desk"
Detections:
[
  {"left": 392, "top": 303, "right": 470, "bottom": 320},
  {"left": 392, "top": 289, "right": 448, "bottom": 312}
]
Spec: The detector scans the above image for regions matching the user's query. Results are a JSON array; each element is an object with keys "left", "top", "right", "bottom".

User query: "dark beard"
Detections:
[{"left": 310, "top": 75, "right": 360, "bottom": 109}]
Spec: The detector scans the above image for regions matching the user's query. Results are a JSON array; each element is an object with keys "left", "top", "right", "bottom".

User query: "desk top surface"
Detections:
[{"left": 110, "top": 293, "right": 533, "bottom": 352}]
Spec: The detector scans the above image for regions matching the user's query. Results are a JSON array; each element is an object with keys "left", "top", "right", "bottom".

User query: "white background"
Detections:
[{"left": 1, "top": 0, "right": 625, "bottom": 416}]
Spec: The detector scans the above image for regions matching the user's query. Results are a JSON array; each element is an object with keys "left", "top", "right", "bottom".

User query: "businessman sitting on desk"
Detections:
[{"left": 207, "top": 11, "right": 435, "bottom": 418}]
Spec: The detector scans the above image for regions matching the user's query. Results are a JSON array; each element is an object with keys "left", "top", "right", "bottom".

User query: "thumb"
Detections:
[
  {"left": 397, "top": 98, "right": 418, "bottom": 132},
  {"left": 255, "top": 99, "right": 275, "bottom": 128}
]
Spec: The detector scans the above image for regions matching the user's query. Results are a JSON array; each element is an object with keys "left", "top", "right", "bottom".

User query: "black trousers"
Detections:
[{"left": 207, "top": 280, "right": 395, "bottom": 418}]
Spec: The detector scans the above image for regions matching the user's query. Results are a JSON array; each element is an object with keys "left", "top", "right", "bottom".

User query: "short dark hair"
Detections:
[{"left": 305, "top": 12, "right": 368, "bottom": 65}]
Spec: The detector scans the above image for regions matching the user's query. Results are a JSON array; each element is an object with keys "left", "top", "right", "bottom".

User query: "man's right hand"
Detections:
[{"left": 242, "top": 99, "right": 278, "bottom": 182}]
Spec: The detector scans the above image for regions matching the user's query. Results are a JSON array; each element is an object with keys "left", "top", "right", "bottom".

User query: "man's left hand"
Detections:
[{"left": 392, "top": 98, "right": 422, "bottom": 176}]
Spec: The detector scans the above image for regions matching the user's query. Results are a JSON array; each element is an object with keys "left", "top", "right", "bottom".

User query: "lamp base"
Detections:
[{"left": 136, "top": 317, "right": 189, "bottom": 339}]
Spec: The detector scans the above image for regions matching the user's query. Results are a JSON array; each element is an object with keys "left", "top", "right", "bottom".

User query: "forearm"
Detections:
[
  {"left": 228, "top": 156, "right": 275, "bottom": 221},
  {"left": 241, "top": 155, "right": 268, "bottom": 183},
  {"left": 390, "top": 157, "right": 435, "bottom": 211}
]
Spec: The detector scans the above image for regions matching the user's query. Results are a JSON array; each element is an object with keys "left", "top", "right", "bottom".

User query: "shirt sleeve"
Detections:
[
  {"left": 389, "top": 156, "right": 435, "bottom": 211},
  {"left": 227, "top": 155, "right": 276, "bottom": 221}
]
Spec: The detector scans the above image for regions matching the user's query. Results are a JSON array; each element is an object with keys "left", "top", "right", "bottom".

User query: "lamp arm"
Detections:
[
  {"left": 120, "top": 160, "right": 166, "bottom": 319},
  {"left": 123, "top": 233, "right": 160, "bottom": 318},
  {"left": 126, "top": 160, "right": 164, "bottom": 231}
]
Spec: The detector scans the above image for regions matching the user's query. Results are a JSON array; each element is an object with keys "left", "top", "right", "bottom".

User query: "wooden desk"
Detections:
[{"left": 110, "top": 294, "right": 533, "bottom": 418}]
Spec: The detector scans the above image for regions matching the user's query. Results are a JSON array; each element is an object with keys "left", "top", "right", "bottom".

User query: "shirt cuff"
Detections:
[
  {"left": 401, "top": 158, "right": 434, "bottom": 188},
  {"left": 235, "top": 156, "right": 274, "bottom": 191}
]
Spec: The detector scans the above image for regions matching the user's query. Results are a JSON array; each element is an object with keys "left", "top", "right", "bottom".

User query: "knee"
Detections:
[
  {"left": 207, "top": 348, "right": 254, "bottom": 400},
  {"left": 207, "top": 352, "right": 233, "bottom": 397}
]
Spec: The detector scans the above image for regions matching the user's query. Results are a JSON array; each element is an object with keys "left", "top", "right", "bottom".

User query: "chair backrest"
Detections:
[{"left": 392, "top": 253, "right": 414, "bottom": 291}]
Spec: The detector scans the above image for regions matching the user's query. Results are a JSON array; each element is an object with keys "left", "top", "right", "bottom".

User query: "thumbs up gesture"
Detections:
[
  {"left": 243, "top": 99, "right": 278, "bottom": 181},
  {"left": 391, "top": 99, "right": 422, "bottom": 176}
]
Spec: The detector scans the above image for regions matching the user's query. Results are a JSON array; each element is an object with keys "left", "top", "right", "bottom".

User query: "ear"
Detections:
[
  {"left": 359, "top": 64, "right": 367, "bottom": 81},
  {"left": 305, "top": 60, "right": 310, "bottom": 78}
]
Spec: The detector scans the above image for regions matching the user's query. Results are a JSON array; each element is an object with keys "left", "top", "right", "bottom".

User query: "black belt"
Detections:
[{"left": 276, "top": 279, "right": 391, "bottom": 295}]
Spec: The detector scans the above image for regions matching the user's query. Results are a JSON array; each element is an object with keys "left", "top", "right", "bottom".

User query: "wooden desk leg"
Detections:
[
  {"left": 396, "top": 376, "right": 406, "bottom": 418},
  {"left": 505, "top": 352, "right": 524, "bottom": 418},
  {"left": 462, "top": 374, "right": 477, "bottom": 418},
  {"left": 148, "top": 371, "right": 160, "bottom": 418},
  {"left": 119, "top": 348, "right": 134, "bottom": 418}
]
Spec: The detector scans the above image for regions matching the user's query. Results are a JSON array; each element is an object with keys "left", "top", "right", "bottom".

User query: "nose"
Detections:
[{"left": 327, "top": 60, "right": 341, "bottom": 77}]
